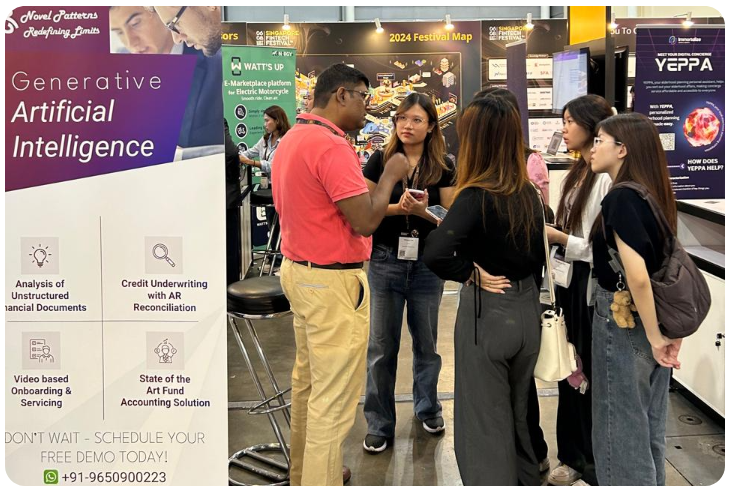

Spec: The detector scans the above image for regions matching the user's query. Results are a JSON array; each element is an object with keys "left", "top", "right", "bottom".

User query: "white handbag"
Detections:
[{"left": 533, "top": 188, "right": 578, "bottom": 382}]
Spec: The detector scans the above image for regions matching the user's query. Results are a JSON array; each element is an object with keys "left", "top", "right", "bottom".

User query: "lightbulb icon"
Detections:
[{"left": 29, "top": 244, "right": 51, "bottom": 268}]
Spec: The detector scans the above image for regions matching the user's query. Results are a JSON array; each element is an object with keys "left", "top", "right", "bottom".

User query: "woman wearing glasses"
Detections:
[
  {"left": 544, "top": 94, "right": 613, "bottom": 486},
  {"left": 589, "top": 113, "right": 680, "bottom": 485},
  {"left": 362, "top": 93, "right": 455, "bottom": 453}
]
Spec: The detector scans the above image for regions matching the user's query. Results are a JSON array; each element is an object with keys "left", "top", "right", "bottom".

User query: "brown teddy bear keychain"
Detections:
[{"left": 611, "top": 290, "right": 637, "bottom": 329}]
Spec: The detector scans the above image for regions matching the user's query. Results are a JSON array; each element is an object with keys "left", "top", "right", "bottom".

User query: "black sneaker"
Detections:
[
  {"left": 363, "top": 434, "right": 389, "bottom": 453},
  {"left": 421, "top": 416, "right": 446, "bottom": 434}
]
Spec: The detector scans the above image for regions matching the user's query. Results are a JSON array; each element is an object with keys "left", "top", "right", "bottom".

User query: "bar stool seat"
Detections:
[
  {"left": 250, "top": 188, "right": 273, "bottom": 206},
  {"left": 227, "top": 277, "right": 292, "bottom": 486},
  {"left": 228, "top": 277, "right": 289, "bottom": 315}
]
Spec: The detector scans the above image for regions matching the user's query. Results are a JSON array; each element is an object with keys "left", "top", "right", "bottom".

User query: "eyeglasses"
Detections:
[
  {"left": 332, "top": 88, "right": 371, "bottom": 103},
  {"left": 593, "top": 136, "right": 623, "bottom": 148},
  {"left": 394, "top": 115, "right": 428, "bottom": 127},
  {"left": 163, "top": 6, "right": 187, "bottom": 34}
]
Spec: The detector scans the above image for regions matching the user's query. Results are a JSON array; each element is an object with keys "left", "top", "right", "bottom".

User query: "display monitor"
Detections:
[{"left": 552, "top": 48, "right": 589, "bottom": 114}]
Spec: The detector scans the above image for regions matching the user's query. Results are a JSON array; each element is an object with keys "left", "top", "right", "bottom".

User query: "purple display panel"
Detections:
[
  {"left": 634, "top": 26, "right": 725, "bottom": 199},
  {"left": 6, "top": 52, "right": 196, "bottom": 192}
]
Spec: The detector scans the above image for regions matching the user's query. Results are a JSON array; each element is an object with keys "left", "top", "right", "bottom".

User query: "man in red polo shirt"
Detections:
[{"left": 272, "top": 63, "right": 409, "bottom": 486}]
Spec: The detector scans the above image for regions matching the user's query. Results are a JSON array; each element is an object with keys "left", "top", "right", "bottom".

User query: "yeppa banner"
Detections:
[{"left": 634, "top": 26, "right": 725, "bottom": 199}]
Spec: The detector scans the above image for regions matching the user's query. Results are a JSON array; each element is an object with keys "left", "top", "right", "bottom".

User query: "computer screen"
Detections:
[{"left": 552, "top": 48, "right": 589, "bottom": 114}]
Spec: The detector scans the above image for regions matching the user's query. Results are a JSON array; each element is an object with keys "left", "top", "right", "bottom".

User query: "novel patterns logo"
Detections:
[{"left": 5, "top": 15, "right": 18, "bottom": 34}]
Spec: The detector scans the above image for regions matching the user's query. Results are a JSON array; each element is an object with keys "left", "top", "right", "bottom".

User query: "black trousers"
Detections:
[
  {"left": 555, "top": 261, "right": 597, "bottom": 485},
  {"left": 454, "top": 278, "right": 541, "bottom": 486},
  {"left": 226, "top": 207, "right": 242, "bottom": 285},
  {"left": 527, "top": 377, "right": 548, "bottom": 463}
]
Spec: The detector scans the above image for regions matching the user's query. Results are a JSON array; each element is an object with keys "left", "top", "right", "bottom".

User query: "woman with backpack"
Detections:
[
  {"left": 589, "top": 113, "right": 682, "bottom": 485},
  {"left": 544, "top": 95, "right": 614, "bottom": 487}
]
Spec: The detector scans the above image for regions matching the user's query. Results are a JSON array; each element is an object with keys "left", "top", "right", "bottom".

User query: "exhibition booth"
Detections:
[
  {"left": 223, "top": 15, "right": 725, "bottom": 422},
  {"left": 3, "top": 5, "right": 725, "bottom": 486}
]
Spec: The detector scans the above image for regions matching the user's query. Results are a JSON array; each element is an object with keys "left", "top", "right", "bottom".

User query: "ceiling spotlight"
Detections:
[
  {"left": 375, "top": 18, "right": 384, "bottom": 34},
  {"left": 525, "top": 13, "right": 534, "bottom": 30},
  {"left": 609, "top": 13, "right": 618, "bottom": 30},
  {"left": 283, "top": 13, "right": 290, "bottom": 30},
  {"left": 445, "top": 14, "right": 454, "bottom": 31},
  {"left": 682, "top": 12, "right": 694, "bottom": 28}
]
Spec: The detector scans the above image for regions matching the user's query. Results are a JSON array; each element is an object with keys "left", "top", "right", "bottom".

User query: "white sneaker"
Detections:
[
  {"left": 572, "top": 479, "right": 591, "bottom": 486},
  {"left": 539, "top": 457, "right": 551, "bottom": 474},
  {"left": 548, "top": 463, "right": 581, "bottom": 486}
]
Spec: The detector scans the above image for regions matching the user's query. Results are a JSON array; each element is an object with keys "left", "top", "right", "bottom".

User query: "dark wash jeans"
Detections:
[
  {"left": 592, "top": 286, "right": 671, "bottom": 486},
  {"left": 363, "top": 244, "right": 444, "bottom": 437}
]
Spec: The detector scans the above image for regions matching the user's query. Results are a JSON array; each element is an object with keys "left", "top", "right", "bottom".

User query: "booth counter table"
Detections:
[{"left": 673, "top": 198, "right": 725, "bottom": 420}]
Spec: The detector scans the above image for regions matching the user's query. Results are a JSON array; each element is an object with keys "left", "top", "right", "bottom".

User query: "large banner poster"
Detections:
[
  {"left": 5, "top": 6, "right": 228, "bottom": 485},
  {"left": 481, "top": 19, "right": 569, "bottom": 152},
  {"left": 246, "top": 21, "right": 481, "bottom": 159},
  {"left": 634, "top": 26, "right": 725, "bottom": 199},
  {"left": 222, "top": 44, "right": 296, "bottom": 248},
  {"left": 609, "top": 17, "right": 724, "bottom": 111}
]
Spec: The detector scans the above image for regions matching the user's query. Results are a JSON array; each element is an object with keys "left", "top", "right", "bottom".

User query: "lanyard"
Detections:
[
  {"left": 263, "top": 135, "right": 279, "bottom": 162},
  {"left": 402, "top": 156, "right": 423, "bottom": 236},
  {"left": 296, "top": 117, "right": 345, "bottom": 139}
]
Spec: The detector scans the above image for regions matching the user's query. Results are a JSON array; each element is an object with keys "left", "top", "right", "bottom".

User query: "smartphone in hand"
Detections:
[
  {"left": 426, "top": 205, "right": 448, "bottom": 221},
  {"left": 407, "top": 188, "right": 425, "bottom": 199}
]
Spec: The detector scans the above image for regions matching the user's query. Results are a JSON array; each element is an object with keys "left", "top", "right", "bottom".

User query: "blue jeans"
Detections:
[
  {"left": 592, "top": 286, "right": 671, "bottom": 485},
  {"left": 364, "top": 244, "right": 445, "bottom": 437}
]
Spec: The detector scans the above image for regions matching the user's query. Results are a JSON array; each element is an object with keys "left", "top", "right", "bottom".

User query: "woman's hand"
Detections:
[
  {"left": 399, "top": 189, "right": 429, "bottom": 216},
  {"left": 650, "top": 335, "right": 682, "bottom": 369},
  {"left": 545, "top": 225, "right": 568, "bottom": 246},
  {"left": 239, "top": 156, "right": 258, "bottom": 167},
  {"left": 465, "top": 263, "right": 511, "bottom": 294}
]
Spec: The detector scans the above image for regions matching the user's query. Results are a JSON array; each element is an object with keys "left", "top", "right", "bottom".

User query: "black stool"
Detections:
[
  {"left": 227, "top": 277, "right": 292, "bottom": 486},
  {"left": 250, "top": 188, "right": 281, "bottom": 277}
]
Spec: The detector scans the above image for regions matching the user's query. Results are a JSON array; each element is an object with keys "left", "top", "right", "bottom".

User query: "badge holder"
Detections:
[{"left": 398, "top": 231, "right": 419, "bottom": 261}]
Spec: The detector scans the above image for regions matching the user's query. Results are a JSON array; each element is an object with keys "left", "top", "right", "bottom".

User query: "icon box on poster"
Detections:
[
  {"left": 145, "top": 237, "right": 183, "bottom": 275},
  {"left": 147, "top": 332, "right": 185, "bottom": 370},
  {"left": 21, "top": 237, "right": 59, "bottom": 275},
  {"left": 23, "top": 332, "right": 61, "bottom": 370}
]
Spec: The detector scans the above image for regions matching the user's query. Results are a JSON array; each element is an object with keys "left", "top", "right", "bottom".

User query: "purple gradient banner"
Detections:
[
  {"left": 5, "top": 7, "right": 109, "bottom": 53},
  {"left": 6, "top": 52, "right": 196, "bottom": 191},
  {"left": 635, "top": 26, "right": 725, "bottom": 199}
]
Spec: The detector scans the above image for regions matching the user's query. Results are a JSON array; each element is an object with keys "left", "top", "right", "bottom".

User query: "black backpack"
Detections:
[{"left": 602, "top": 182, "right": 711, "bottom": 339}]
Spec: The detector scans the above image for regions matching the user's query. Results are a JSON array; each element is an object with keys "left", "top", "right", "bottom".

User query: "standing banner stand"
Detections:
[
  {"left": 221, "top": 45, "right": 296, "bottom": 251},
  {"left": 634, "top": 25, "right": 725, "bottom": 199},
  {"left": 5, "top": 6, "right": 228, "bottom": 485}
]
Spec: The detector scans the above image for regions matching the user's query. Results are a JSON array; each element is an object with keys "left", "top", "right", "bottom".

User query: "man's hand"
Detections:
[{"left": 382, "top": 152, "right": 410, "bottom": 184}]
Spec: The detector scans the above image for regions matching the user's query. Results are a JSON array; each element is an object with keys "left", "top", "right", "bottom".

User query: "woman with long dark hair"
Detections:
[
  {"left": 545, "top": 94, "right": 614, "bottom": 487},
  {"left": 239, "top": 105, "right": 291, "bottom": 180},
  {"left": 590, "top": 113, "right": 681, "bottom": 485},
  {"left": 362, "top": 93, "right": 455, "bottom": 453},
  {"left": 239, "top": 105, "right": 291, "bottom": 260},
  {"left": 424, "top": 96, "right": 544, "bottom": 485},
  {"left": 473, "top": 86, "right": 553, "bottom": 477}
]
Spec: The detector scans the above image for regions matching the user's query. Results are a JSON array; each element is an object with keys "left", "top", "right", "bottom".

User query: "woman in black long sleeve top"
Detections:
[{"left": 424, "top": 96, "right": 544, "bottom": 486}]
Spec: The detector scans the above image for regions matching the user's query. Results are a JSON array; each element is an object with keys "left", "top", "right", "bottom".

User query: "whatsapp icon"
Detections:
[{"left": 43, "top": 469, "right": 59, "bottom": 485}]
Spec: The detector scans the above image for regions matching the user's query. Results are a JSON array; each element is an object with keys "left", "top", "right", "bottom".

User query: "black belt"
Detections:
[{"left": 293, "top": 260, "right": 363, "bottom": 270}]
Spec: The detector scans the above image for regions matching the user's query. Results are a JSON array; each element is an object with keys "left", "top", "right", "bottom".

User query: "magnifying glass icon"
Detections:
[{"left": 152, "top": 243, "right": 176, "bottom": 267}]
